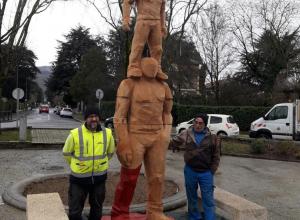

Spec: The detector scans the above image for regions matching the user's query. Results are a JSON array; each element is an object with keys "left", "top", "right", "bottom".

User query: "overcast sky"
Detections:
[
  {"left": 24, "top": 0, "right": 300, "bottom": 67},
  {"left": 27, "top": 1, "right": 111, "bottom": 67}
]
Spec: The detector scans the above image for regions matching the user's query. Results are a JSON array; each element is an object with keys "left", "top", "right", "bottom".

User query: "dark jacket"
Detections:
[{"left": 170, "top": 127, "right": 221, "bottom": 173}]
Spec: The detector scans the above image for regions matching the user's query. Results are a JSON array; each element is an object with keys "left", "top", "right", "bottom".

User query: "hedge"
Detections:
[
  {"left": 172, "top": 104, "right": 270, "bottom": 131},
  {"left": 99, "top": 101, "right": 271, "bottom": 131}
]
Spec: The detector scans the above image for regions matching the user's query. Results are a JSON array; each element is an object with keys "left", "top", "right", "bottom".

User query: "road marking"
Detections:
[{"left": 0, "top": 197, "right": 4, "bottom": 205}]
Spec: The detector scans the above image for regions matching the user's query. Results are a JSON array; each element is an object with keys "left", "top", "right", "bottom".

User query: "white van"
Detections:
[
  {"left": 249, "top": 100, "right": 300, "bottom": 140},
  {"left": 176, "top": 114, "right": 240, "bottom": 137}
]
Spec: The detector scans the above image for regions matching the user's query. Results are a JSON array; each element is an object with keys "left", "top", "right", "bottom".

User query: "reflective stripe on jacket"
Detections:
[{"left": 63, "top": 124, "right": 115, "bottom": 178}]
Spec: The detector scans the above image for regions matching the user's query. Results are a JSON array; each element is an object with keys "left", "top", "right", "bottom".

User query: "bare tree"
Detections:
[
  {"left": 86, "top": 0, "right": 208, "bottom": 38},
  {"left": 227, "top": 0, "right": 300, "bottom": 102},
  {"left": 228, "top": 0, "right": 299, "bottom": 70},
  {"left": 86, "top": 0, "right": 209, "bottom": 67},
  {"left": 0, "top": 0, "right": 57, "bottom": 79},
  {"left": 191, "top": 2, "right": 234, "bottom": 104},
  {"left": 165, "top": 0, "right": 208, "bottom": 42},
  {"left": 84, "top": 0, "right": 123, "bottom": 35}
]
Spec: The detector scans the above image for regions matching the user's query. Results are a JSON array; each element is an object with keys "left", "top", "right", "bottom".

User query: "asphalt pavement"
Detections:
[
  {"left": 1, "top": 151, "right": 300, "bottom": 219},
  {"left": 1, "top": 109, "right": 300, "bottom": 219}
]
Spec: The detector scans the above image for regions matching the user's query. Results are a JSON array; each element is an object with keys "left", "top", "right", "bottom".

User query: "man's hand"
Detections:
[
  {"left": 172, "top": 145, "right": 180, "bottom": 153},
  {"left": 122, "top": 20, "right": 130, "bottom": 32},
  {"left": 116, "top": 141, "right": 133, "bottom": 167},
  {"left": 168, "top": 141, "right": 180, "bottom": 153}
]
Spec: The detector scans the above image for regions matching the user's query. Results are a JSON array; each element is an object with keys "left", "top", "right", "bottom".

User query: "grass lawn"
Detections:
[
  {"left": 73, "top": 112, "right": 84, "bottom": 122},
  {"left": 221, "top": 138, "right": 300, "bottom": 160},
  {"left": 222, "top": 140, "right": 251, "bottom": 154},
  {"left": 0, "top": 129, "right": 32, "bottom": 141}
]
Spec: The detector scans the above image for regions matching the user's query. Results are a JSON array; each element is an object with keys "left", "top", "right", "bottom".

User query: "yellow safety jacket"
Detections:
[{"left": 63, "top": 124, "right": 115, "bottom": 179}]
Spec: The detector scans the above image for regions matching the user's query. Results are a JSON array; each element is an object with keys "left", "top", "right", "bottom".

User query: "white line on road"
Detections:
[{"left": 0, "top": 197, "right": 4, "bottom": 205}]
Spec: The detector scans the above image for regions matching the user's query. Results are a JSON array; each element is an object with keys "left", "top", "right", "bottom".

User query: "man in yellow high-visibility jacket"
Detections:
[{"left": 63, "top": 107, "right": 115, "bottom": 220}]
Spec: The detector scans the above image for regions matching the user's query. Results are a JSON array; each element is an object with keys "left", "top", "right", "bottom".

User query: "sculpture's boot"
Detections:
[
  {"left": 145, "top": 173, "right": 172, "bottom": 220},
  {"left": 111, "top": 165, "right": 141, "bottom": 220},
  {"left": 150, "top": 45, "right": 168, "bottom": 80},
  {"left": 156, "top": 69, "right": 168, "bottom": 80}
]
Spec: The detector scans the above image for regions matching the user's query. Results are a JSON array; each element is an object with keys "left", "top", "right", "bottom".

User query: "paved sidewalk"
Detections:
[{"left": 31, "top": 129, "right": 70, "bottom": 144}]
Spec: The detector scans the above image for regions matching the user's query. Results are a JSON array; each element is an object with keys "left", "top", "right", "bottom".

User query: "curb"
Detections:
[
  {"left": 223, "top": 153, "right": 300, "bottom": 163},
  {"left": 2, "top": 172, "right": 186, "bottom": 214},
  {"left": 0, "top": 141, "right": 63, "bottom": 149}
]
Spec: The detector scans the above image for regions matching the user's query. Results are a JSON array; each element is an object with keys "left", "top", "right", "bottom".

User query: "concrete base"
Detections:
[
  {"left": 199, "top": 187, "right": 268, "bottom": 220},
  {"left": 3, "top": 172, "right": 186, "bottom": 214},
  {"left": 102, "top": 213, "right": 146, "bottom": 220},
  {"left": 102, "top": 213, "right": 175, "bottom": 220},
  {"left": 27, "top": 193, "right": 68, "bottom": 220}
]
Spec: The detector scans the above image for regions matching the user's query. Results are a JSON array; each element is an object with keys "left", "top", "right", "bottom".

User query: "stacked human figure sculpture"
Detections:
[{"left": 109, "top": 0, "right": 173, "bottom": 219}]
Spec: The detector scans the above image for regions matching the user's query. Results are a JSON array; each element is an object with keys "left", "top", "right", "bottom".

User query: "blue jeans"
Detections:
[{"left": 184, "top": 165, "right": 215, "bottom": 220}]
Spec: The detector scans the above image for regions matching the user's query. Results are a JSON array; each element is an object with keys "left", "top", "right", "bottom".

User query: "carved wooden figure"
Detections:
[
  {"left": 111, "top": 57, "right": 173, "bottom": 220},
  {"left": 122, "top": 0, "right": 168, "bottom": 80}
]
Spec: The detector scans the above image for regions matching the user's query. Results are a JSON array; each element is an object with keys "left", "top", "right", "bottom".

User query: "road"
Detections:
[
  {"left": 1, "top": 152, "right": 300, "bottom": 220},
  {"left": 1, "top": 108, "right": 81, "bottom": 129},
  {"left": 1, "top": 110, "right": 300, "bottom": 219},
  {"left": 27, "top": 108, "right": 81, "bottom": 129}
]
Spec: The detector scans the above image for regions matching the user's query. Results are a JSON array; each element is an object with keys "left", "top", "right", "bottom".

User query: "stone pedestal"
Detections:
[{"left": 102, "top": 213, "right": 175, "bottom": 220}]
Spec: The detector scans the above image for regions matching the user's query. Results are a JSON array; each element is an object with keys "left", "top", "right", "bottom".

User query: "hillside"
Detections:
[{"left": 36, "top": 66, "right": 51, "bottom": 93}]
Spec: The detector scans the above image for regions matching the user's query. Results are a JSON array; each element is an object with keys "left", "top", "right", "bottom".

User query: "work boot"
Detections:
[{"left": 111, "top": 165, "right": 141, "bottom": 220}]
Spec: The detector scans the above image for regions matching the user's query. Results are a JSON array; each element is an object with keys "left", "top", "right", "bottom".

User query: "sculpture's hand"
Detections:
[
  {"left": 161, "top": 26, "right": 167, "bottom": 38},
  {"left": 116, "top": 141, "right": 133, "bottom": 167},
  {"left": 122, "top": 20, "right": 130, "bottom": 32}
]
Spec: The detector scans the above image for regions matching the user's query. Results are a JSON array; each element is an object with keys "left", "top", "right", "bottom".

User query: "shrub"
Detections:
[
  {"left": 295, "top": 151, "right": 300, "bottom": 159},
  {"left": 250, "top": 139, "right": 267, "bottom": 154},
  {"left": 172, "top": 103, "right": 269, "bottom": 131},
  {"left": 100, "top": 102, "right": 271, "bottom": 132},
  {"left": 275, "top": 141, "right": 295, "bottom": 156},
  {"left": 99, "top": 101, "right": 116, "bottom": 119}
]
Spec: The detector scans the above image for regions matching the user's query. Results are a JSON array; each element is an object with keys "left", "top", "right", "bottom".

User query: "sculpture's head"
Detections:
[{"left": 141, "top": 57, "right": 158, "bottom": 78}]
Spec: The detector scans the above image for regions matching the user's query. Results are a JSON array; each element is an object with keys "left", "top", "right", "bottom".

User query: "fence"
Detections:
[{"left": 0, "top": 111, "right": 13, "bottom": 122}]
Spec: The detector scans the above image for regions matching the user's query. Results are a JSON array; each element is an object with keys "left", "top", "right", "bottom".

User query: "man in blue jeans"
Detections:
[{"left": 169, "top": 114, "right": 220, "bottom": 220}]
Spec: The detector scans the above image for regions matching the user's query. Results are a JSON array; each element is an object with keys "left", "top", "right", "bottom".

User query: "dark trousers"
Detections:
[{"left": 68, "top": 181, "right": 106, "bottom": 220}]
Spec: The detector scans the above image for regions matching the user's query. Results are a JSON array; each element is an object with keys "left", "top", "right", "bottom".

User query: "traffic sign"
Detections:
[
  {"left": 12, "top": 88, "right": 24, "bottom": 100},
  {"left": 96, "top": 89, "right": 104, "bottom": 100}
]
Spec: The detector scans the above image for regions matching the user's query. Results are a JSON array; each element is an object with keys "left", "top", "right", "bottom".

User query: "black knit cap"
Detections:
[
  {"left": 194, "top": 113, "right": 208, "bottom": 126},
  {"left": 84, "top": 106, "right": 101, "bottom": 120}
]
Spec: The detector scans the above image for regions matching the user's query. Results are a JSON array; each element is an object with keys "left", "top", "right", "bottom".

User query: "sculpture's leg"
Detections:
[
  {"left": 144, "top": 133, "right": 171, "bottom": 220},
  {"left": 127, "top": 20, "right": 151, "bottom": 78},
  {"left": 111, "top": 165, "right": 142, "bottom": 220},
  {"left": 111, "top": 134, "right": 146, "bottom": 220},
  {"left": 148, "top": 20, "right": 168, "bottom": 80}
]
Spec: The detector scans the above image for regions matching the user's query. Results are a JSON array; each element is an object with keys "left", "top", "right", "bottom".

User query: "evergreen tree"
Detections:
[{"left": 46, "top": 26, "right": 98, "bottom": 106}]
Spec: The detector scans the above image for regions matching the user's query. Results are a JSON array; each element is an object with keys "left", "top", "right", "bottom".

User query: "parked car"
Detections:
[
  {"left": 176, "top": 114, "right": 240, "bottom": 137},
  {"left": 60, "top": 107, "right": 73, "bottom": 118},
  {"left": 104, "top": 117, "right": 114, "bottom": 129},
  {"left": 39, "top": 104, "right": 49, "bottom": 113},
  {"left": 54, "top": 106, "right": 60, "bottom": 114}
]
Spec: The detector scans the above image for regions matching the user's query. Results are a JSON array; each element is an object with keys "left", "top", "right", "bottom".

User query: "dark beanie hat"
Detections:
[
  {"left": 194, "top": 113, "right": 208, "bottom": 126},
  {"left": 84, "top": 106, "right": 101, "bottom": 120}
]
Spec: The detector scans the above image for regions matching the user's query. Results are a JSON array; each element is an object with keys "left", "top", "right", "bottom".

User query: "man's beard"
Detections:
[{"left": 88, "top": 121, "right": 98, "bottom": 130}]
